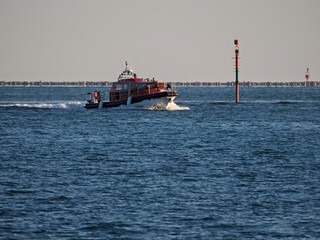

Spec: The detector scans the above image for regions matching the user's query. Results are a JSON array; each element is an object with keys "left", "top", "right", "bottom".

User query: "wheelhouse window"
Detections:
[
  {"left": 138, "top": 83, "right": 146, "bottom": 89},
  {"left": 158, "top": 83, "right": 164, "bottom": 89},
  {"left": 116, "top": 84, "right": 123, "bottom": 91},
  {"left": 149, "top": 83, "right": 157, "bottom": 89}
]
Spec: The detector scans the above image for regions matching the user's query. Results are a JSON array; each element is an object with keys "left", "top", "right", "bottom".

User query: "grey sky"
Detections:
[{"left": 0, "top": 0, "right": 319, "bottom": 82}]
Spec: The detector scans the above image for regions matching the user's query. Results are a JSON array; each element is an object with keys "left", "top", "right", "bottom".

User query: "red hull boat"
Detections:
[{"left": 84, "top": 62, "right": 178, "bottom": 109}]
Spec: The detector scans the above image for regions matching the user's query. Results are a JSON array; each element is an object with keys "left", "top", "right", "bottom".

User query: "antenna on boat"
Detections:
[{"left": 125, "top": 61, "right": 128, "bottom": 70}]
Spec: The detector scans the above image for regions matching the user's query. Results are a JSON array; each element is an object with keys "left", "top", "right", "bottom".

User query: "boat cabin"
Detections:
[
  {"left": 109, "top": 64, "right": 168, "bottom": 102},
  {"left": 110, "top": 79, "right": 166, "bottom": 102}
]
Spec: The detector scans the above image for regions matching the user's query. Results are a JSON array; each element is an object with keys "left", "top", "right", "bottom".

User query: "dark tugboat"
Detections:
[{"left": 84, "top": 62, "right": 178, "bottom": 109}]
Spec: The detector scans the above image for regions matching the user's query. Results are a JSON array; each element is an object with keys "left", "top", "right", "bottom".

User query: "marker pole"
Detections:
[
  {"left": 305, "top": 68, "right": 310, "bottom": 87},
  {"left": 234, "top": 39, "right": 240, "bottom": 103}
]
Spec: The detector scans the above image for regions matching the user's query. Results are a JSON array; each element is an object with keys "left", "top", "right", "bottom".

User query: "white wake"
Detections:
[
  {"left": 165, "top": 101, "right": 190, "bottom": 111},
  {"left": 0, "top": 99, "right": 189, "bottom": 111},
  {"left": 114, "top": 98, "right": 189, "bottom": 111},
  {"left": 0, "top": 101, "right": 83, "bottom": 109}
]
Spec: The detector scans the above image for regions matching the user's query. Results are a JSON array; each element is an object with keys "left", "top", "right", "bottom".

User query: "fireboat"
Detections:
[{"left": 84, "top": 62, "right": 178, "bottom": 109}]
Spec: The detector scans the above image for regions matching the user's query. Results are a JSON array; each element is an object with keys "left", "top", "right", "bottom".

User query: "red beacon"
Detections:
[
  {"left": 85, "top": 62, "right": 178, "bottom": 109},
  {"left": 305, "top": 68, "right": 310, "bottom": 87},
  {"left": 234, "top": 39, "right": 240, "bottom": 103}
]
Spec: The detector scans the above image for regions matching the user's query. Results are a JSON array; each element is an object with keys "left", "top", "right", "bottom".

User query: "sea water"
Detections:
[{"left": 0, "top": 86, "right": 320, "bottom": 239}]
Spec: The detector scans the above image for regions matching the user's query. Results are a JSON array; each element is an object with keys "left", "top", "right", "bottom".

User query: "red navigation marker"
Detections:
[
  {"left": 234, "top": 39, "right": 240, "bottom": 103},
  {"left": 305, "top": 68, "right": 310, "bottom": 87}
]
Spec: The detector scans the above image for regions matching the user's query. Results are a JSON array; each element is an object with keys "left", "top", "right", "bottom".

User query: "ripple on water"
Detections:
[{"left": 1, "top": 87, "right": 320, "bottom": 239}]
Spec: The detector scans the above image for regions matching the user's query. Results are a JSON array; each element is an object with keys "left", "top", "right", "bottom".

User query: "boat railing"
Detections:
[
  {"left": 100, "top": 91, "right": 106, "bottom": 102},
  {"left": 167, "top": 82, "right": 176, "bottom": 93}
]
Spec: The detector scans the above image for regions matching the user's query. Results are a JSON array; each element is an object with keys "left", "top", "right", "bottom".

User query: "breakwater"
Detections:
[{"left": 0, "top": 80, "right": 319, "bottom": 87}]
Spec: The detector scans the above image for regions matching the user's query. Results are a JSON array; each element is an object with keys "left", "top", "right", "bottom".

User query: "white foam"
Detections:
[
  {"left": 113, "top": 98, "right": 189, "bottom": 111},
  {"left": 0, "top": 99, "right": 189, "bottom": 111},
  {"left": 165, "top": 101, "right": 190, "bottom": 111},
  {"left": 0, "top": 101, "right": 83, "bottom": 109}
]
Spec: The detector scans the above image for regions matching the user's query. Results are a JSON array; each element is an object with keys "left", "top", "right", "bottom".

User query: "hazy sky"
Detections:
[{"left": 0, "top": 0, "right": 319, "bottom": 82}]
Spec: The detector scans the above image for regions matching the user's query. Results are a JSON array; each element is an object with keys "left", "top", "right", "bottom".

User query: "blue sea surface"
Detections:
[{"left": 0, "top": 86, "right": 320, "bottom": 239}]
